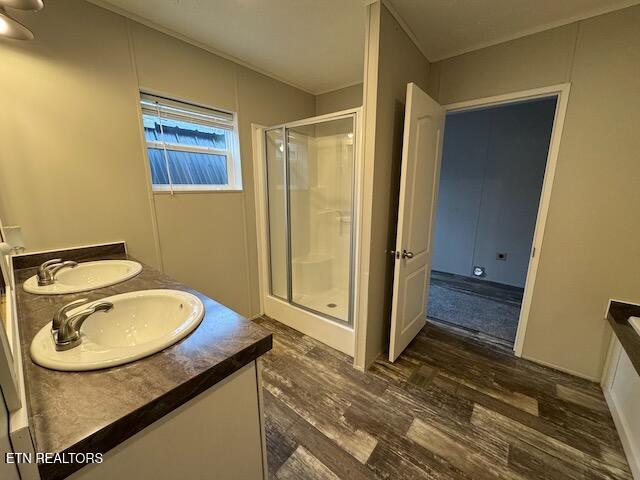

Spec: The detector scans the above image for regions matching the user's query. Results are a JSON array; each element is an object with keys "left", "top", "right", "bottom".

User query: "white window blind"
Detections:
[{"left": 139, "top": 92, "right": 242, "bottom": 192}]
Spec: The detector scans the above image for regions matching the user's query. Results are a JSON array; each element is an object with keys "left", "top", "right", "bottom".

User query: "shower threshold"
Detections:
[{"left": 292, "top": 289, "right": 349, "bottom": 323}]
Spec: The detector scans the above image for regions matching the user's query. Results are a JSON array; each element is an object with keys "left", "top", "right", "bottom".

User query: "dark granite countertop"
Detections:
[
  {"left": 607, "top": 300, "right": 640, "bottom": 376},
  {"left": 13, "top": 245, "right": 272, "bottom": 480}
]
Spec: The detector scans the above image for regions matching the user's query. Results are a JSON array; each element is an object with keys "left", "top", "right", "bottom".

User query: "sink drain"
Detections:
[{"left": 326, "top": 303, "right": 337, "bottom": 308}]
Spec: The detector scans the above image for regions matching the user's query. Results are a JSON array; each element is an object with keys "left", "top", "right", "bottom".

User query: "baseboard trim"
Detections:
[{"left": 520, "top": 353, "right": 600, "bottom": 383}]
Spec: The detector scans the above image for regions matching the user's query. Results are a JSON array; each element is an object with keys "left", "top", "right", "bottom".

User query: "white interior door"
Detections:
[{"left": 389, "top": 83, "right": 445, "bottom": 362}]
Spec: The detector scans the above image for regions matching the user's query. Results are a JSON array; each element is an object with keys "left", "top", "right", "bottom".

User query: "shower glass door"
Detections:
[
  {"left": 265, "top": 128, "right": 288, "bottom": 300},
  {"left": 265, "top": 114, "right": 355, "bottom": 326}
]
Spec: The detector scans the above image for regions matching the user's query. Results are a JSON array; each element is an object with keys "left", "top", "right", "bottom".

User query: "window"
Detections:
[{"left": 139, "top": 93, "right": 242, "bottom": 191}]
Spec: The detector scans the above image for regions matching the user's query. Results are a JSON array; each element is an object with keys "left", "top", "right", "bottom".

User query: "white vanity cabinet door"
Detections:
[
  {"left": 0, "top": 387, "right": 20, "bottom": 480},
  {"left": 603, "top": 337, "right": 640, "bottom": 480},
  {"left": 71, "top": 361, "right": 266, "bottom": 480}
]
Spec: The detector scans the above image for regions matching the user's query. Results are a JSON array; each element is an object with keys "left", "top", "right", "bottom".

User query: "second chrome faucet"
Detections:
[{"left": 37, "top": 258, "right": 78, "bottom": 286}]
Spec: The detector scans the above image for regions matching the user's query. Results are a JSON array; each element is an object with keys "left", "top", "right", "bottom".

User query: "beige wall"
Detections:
[
  {"left": 0, "top": 0, "right": 315, "bottom": 316},
  {"left": 429, "top": 5, "right": 640, "bottom": 379},
  {"left": 315, "top": 83, "right": 363, "bottom": 115},
  {"left": 358, "top": 3, "right": 430, "bottom": 367},
  {"left": 130, "top": 21, "right": 315, "bottom": 315},
  {"left": 0, "top": 1, "right": 158, "bottom": 266},
  {"left": 427, "top": 23, "right": 578, "bottom": 102}
]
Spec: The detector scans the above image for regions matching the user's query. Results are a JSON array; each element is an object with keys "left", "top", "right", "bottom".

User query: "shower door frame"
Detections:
[{"left": 252, "top": 108, "right": 363, "bottom": 357}]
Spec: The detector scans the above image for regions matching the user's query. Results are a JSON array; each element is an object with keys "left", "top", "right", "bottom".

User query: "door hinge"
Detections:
[{"left": 531, "top": 247, "right": 536, "bottom": 258}]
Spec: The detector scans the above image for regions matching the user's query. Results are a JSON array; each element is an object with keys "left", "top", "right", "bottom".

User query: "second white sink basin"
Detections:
[
  {"left": 630, "top": 317, "right": 640, "bottom": 336},
  {"left": 23, "top": 260, "right": 142, "bottom": 295},
  {"left": 30, "top": 289, "right": 205, "bottom": 371}
]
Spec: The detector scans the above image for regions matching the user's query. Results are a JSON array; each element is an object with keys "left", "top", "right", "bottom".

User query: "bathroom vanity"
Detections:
[
  {"left": 602, "top": 300, "right": 640, "bottom": 479},
  {"left": 11, "top": 243, "right": 272, "bottom": 480}
]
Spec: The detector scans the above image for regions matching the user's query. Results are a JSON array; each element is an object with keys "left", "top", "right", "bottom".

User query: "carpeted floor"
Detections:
[{"left": 427, "top": 271, "right": 523, "bottom": 345}]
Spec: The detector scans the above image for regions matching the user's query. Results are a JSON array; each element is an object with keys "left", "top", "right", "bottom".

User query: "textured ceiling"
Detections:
[
  {"left": 92, "top": 0, "right": 367, "bottom": 95},
  {"left": 91, "top": 0, "right": 640, "bottom": 94},
  {"left": 386, "top": 0, "right": 640, "bottom": 61}
]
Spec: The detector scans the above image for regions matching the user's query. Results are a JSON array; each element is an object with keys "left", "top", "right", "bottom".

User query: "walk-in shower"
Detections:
[{"left": 255, "top": 110, "right": 360, "bottom": 355}]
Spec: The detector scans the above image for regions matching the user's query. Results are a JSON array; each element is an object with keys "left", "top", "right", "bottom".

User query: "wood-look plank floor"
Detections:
[{"left": 254, "top": 316, "right": 632, "bottom": 480}]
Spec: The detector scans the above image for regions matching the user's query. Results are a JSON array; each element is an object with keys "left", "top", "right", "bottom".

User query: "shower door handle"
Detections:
[{"left": 401, "top": 249, "right": 414, "bottom": 259}]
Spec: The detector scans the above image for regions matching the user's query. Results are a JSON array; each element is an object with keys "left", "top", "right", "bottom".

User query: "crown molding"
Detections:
[
  {"left": 380, "top": 0, "right": 432, "bottom": 63},
  {"left": 382, "top": 0, "right": 640, "bottom": 63}
]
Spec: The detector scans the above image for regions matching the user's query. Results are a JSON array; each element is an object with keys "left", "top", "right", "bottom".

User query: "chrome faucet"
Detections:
[
  {"left": 54, "top": 299, "right": 113, "bottom": 351},
  {"left": 51, "top": 298, "right": 91, "bottom": 332},
  {"left": 37, "top": 258, "right": 78, "bottom": 286}
]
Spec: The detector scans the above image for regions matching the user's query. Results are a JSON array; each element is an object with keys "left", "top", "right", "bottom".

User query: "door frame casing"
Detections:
[
  {"left": 251, "top": 108, "right": 364, "bottom": 358},
  {"left": 442, "top": 83, "right": 572, "bottom": 356}
]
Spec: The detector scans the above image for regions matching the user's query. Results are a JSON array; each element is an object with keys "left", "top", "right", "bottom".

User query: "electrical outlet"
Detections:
[{"left": 496, "top": 252, "right": 507, "bottom": 261}]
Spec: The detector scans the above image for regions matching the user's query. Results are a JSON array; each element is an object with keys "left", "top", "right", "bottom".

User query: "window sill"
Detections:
[{"left": 152, "top": 188, "right": 243, "bottom": 194}]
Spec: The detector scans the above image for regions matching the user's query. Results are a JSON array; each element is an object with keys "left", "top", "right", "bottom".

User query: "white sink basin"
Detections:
[
  {"left": 630, "top": 317, "right": 640, "bottom": 336},
  {"left": 23, "top": 260, "right": 142, "bottom": 295},
  {"left": 30, "top": 289, "right": 205, "bottom": 371}
]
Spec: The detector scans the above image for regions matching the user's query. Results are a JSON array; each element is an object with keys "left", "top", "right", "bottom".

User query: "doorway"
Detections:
[
  {"left": 386, "top": 83, "right": 570, "bottom": 363},
  {"left": 427, "top": 97, "right": 558, "bottom": 348}
]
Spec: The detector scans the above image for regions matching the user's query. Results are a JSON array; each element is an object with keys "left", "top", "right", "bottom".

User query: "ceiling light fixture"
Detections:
[
  {"left": 0, "top": 0, "right": 43, "bottom": 11},
  {"left": 0, "top": 6, "right": 35, "bottom": 40}
]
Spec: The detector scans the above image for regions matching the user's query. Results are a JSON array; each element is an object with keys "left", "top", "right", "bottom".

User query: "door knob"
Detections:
[{"left": 402, "top": 249, "right": 414, "bottom": 259}]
